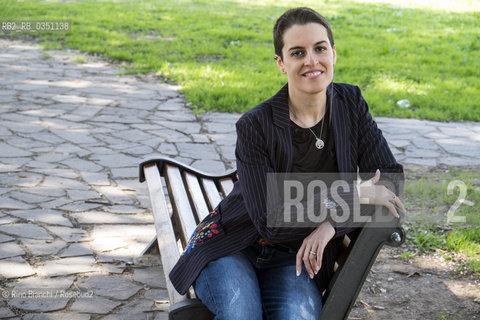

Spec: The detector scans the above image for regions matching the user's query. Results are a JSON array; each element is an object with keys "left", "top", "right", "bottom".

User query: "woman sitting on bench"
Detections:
[{"left": 169, "top": 7, "right": 406, "bottom": 320}]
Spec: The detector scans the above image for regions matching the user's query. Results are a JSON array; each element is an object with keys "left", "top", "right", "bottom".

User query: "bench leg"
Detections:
[{"left": 141, "top": 236, "right": 158, "bottom": 256}]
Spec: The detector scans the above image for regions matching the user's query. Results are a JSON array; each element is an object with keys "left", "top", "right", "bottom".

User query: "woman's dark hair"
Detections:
[{"left": 273, "top": 7, "right": 334, "bottom": 60}]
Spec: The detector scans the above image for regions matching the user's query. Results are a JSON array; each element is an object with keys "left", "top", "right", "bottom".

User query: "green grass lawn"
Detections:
[
  {"left": 1, "top": 0, "right": 479, "bottom": 121},
  {"left": 403, "top": 167, "right": 480, "bottom": 273}
]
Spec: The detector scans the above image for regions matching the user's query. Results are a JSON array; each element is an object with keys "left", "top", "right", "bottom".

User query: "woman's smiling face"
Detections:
[{"left": 276, "top": 23, "right": 336, "bottom": 96}]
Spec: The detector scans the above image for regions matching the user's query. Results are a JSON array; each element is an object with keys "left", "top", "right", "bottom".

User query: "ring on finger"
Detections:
[{"left": 310, "top": 250, "right": 317, "bottom": 256}]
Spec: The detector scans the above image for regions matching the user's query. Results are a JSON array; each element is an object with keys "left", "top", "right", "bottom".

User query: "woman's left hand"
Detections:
[{"left": 296, "top": 221, "right": 335, "bottom": 279}]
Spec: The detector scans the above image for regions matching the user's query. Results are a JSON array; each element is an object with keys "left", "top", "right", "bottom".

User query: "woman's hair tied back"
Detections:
[{"left": 273, "top": 7, "right": 334, "bottom": 60}]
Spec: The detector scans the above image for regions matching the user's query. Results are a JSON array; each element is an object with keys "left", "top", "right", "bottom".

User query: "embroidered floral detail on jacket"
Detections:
[{"left": 183, "top": 208, "right": 222, "bottom": 255}]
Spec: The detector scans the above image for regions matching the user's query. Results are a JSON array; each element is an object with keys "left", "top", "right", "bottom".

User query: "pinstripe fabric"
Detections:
[{"left": 169, "top": 82, "right": 404, "bottom": 295}]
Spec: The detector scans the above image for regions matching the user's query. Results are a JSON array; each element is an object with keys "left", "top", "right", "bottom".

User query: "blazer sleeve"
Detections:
[{"left": 354, "top": 86, "right": 404, "bottom": 195}]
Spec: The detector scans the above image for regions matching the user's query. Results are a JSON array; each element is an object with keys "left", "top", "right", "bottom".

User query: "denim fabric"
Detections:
[{"left": 194, "top": 243, "right": 322, "bottom": 320}]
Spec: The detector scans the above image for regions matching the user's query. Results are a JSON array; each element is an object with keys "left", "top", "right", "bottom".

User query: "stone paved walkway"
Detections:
[{"left": 0, "top": 38, "right": 479, "bottom": 319}]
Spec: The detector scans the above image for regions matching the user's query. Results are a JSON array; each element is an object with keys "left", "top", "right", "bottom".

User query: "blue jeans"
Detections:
[{"left": 194, "top": 243, "right": 323, "bottom": 320}]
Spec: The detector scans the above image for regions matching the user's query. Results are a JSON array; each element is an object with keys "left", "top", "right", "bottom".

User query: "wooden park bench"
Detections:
[{"left": 139, "top": 157, "right": 405, "bottom": 320}]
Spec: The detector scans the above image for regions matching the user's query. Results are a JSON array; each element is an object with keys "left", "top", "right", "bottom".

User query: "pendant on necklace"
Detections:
[{"left": 315, "top": 138, "right": 325, "bottom": 149}]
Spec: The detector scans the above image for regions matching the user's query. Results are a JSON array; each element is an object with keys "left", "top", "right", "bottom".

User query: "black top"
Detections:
[{"left": 290, "top": 101, "right": 338, "bottom": 173}]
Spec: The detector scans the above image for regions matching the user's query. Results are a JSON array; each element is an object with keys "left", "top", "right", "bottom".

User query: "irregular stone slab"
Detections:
[
  {"left": 12, "top": 275, "right": 74, "bottom": 291},
  {"left": 100, "top": 262, "right": 125, "bottom": 274},
  {"left": 22, "top": 239, "right": 67, "bottom": 256},
  {"left": 123, "top": 145, "right": 154, "bottom": 156},
  {"left": 110, "top": 167, "right": 138, "bottom": 179},
  {"left": 10, "top": 191, "right": 54, "bottom": 204},
  {"left": 0, "top": 216, "right": 19, "bottom": 225},
  {"left": 41, "top": 256, "right": 97, "bottom": 276},
  {"left": 207, "top": 132, "right": 236, "bottom": 146},
  {"left": 61, "top": 158, "right": 103, "bottom": 173},
  {"left": 156, "top": 142, "right": 177, "bottom": 156},
  {"left": 1, "top": 120, "right": 45, "bottom": 134},
  {"left": 0, "top": 307, "right": 15, "bottom": 318},
  {"left": 26, "top": 131, "right": 65, "bottom": 144},
  {"left": 8, "top": 296, "right": 69, "bottom": 313},
  {"left": 412, "top": 137, "right": 441, "bottom": 150},
  {"left": 0, "top": 224, "right": 52, "bottom": 240},
  {"left": 1, "top": 172, "right": 43, "bottom": 188},
  {"left": 0, "top": 157, "right": 31, "bottom": 167},
  {"left": 35, "top": 153, "right": 69, "bottom": 162},
  {"left": 39, "top": 198, "right": 72, "bottom": 210},
  {"left": 403, "top": 158, "right": 437, "bottom": 167},
  {"left": 111, "top": 129, "right": 154, "bottom": 143},
  {"left": 52, "top": 94, "right": 87, "bottom": 104},
  {"left": 70, "top": 296, "right": 121, "bottom": 314},
  {"left": 66, "top": 189, "right": 102, "bottom": 201},
  {"left": 1, "top": 112, "right": 39, "bottom": 123},
  {"left": 405, "top": 148, "right": 440, "bottom": 158},
  {"left": 0, "top": 233, "right": 15, "bottom": 243},
  {"left": 154, "top": 312, "right": 170, "bottom": 320},
  {"left": 90, "top": 236, "right": 128, "bottom": 253},
  {"left": 0, "top": 143, "right": 32, "bottom": 157},
  {"left": 52, "top": 143, "right": 88, "bottom": 156},
  {"left": 157, "top": 120, "right": 201, "bottom": 134},
  {"left": 60, "top": 242, "right": 93, "bottom": 257},
  {"left": 176, "top": 142, "right": 220, "bottom": 160},
  {"left": 71, "top": 211, "right": 153, "bottom": 224},
  {"left": 200, "top": 112, "right": 241, "bottom": 123},
  {"left": 191, "top": 159, "right": 226, "bottom": 174},
  {"left": 203, "top": 121, "right": 236, "bottom": 134},
  {"left": 44, "top": 226, "right": 88, "bottom": 243},
  {"left": 90, "top": 153, "right": 138, "bottom": 168},
  {"left": 0, "top": 257, "right": 35, "bottom": 278},
  {"left": 23, "top": 314, "right": 91, "bottom": 320},
  {"left": 77, "top": 275, "right": 142, "bottom": 300},
  {"left": 133, "top": 266, "right": 166, "bottom": 288},
  {"left": 107, "top": 297, "right": 156, "bottom": 318},
  {"left": 9, "top": 209, "right": 73, "bottom": 227},
  {"left": 438, "top": 126, "right": 477, "bottom": 137},
  {"left": 59, "top": 201, "right": 102, "bottom": 212},
  {"left": 24, "top": 187, "right": 65, "bottom": 198},
  {"left": 191, "top": 133, "right": 210, "bottom": 143},
  {"left": 0, "top": 241, "right": 25, "bottom": 259},
  {"left": 149, "top": 128, "right": 191, "bottom": 143},
  {"left": 105, "top": 205, "right": 146, "bottom": 214},
  {"left": 93, "top": 186, "right": 134, "bottom": 205},
  {"left": 91, "top": 224, "right": 155, "bottom": 249},
  {"left": 436, "top": 138, "right": 480, "bottom": 158},
  {"left": 41, "top": 176, "right": 90, "bottom": 191},
  {"left": 0, "top": 194, "right": 39, "bottom": 211},
  {"left": 144, "top": 288, "right": 169, "bottom": 301},
  {"left": 439, "top": 157, "right": 480, "bottom": 166},
  {"left": 80, "top": 171, "right": 110, "bottom": 186}
]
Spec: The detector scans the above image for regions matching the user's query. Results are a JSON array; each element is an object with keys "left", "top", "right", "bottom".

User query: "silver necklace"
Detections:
[{"left": 290, "top": 106, "right": 325, "bottom": 150}]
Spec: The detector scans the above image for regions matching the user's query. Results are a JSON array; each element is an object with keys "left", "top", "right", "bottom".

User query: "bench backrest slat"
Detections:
[
  {"left": 219, "top": 178, "right": 234, "bottom": 197},
  {"left": 165, "top": 165, "right": 198, "bottom": 245},
  {"left": 184, "top": 172, "right": 211, "bottom": 222},
  {"left": 143, "top": 163, "right": 187, "bottom": 304},
  {"left": 201, "top": 178, "right": 223, "bottom": 211}
]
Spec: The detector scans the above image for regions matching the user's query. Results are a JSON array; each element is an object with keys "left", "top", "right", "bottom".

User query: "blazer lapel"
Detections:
[
  {"left": 331, "top": 85, "right": 353, "bottom": 175},
  {"left": 270, "top": 84, "right": 293, "bottom": 172}
]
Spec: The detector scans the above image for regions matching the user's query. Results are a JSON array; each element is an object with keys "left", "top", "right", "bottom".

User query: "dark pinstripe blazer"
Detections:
[{"left": 170, "top": 82, "right": 404, "bottom": 295}]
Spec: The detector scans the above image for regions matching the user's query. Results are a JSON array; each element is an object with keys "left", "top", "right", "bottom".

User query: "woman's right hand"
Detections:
[{"left": 358, "top": 169, "right": 406, "bottom": 218}]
